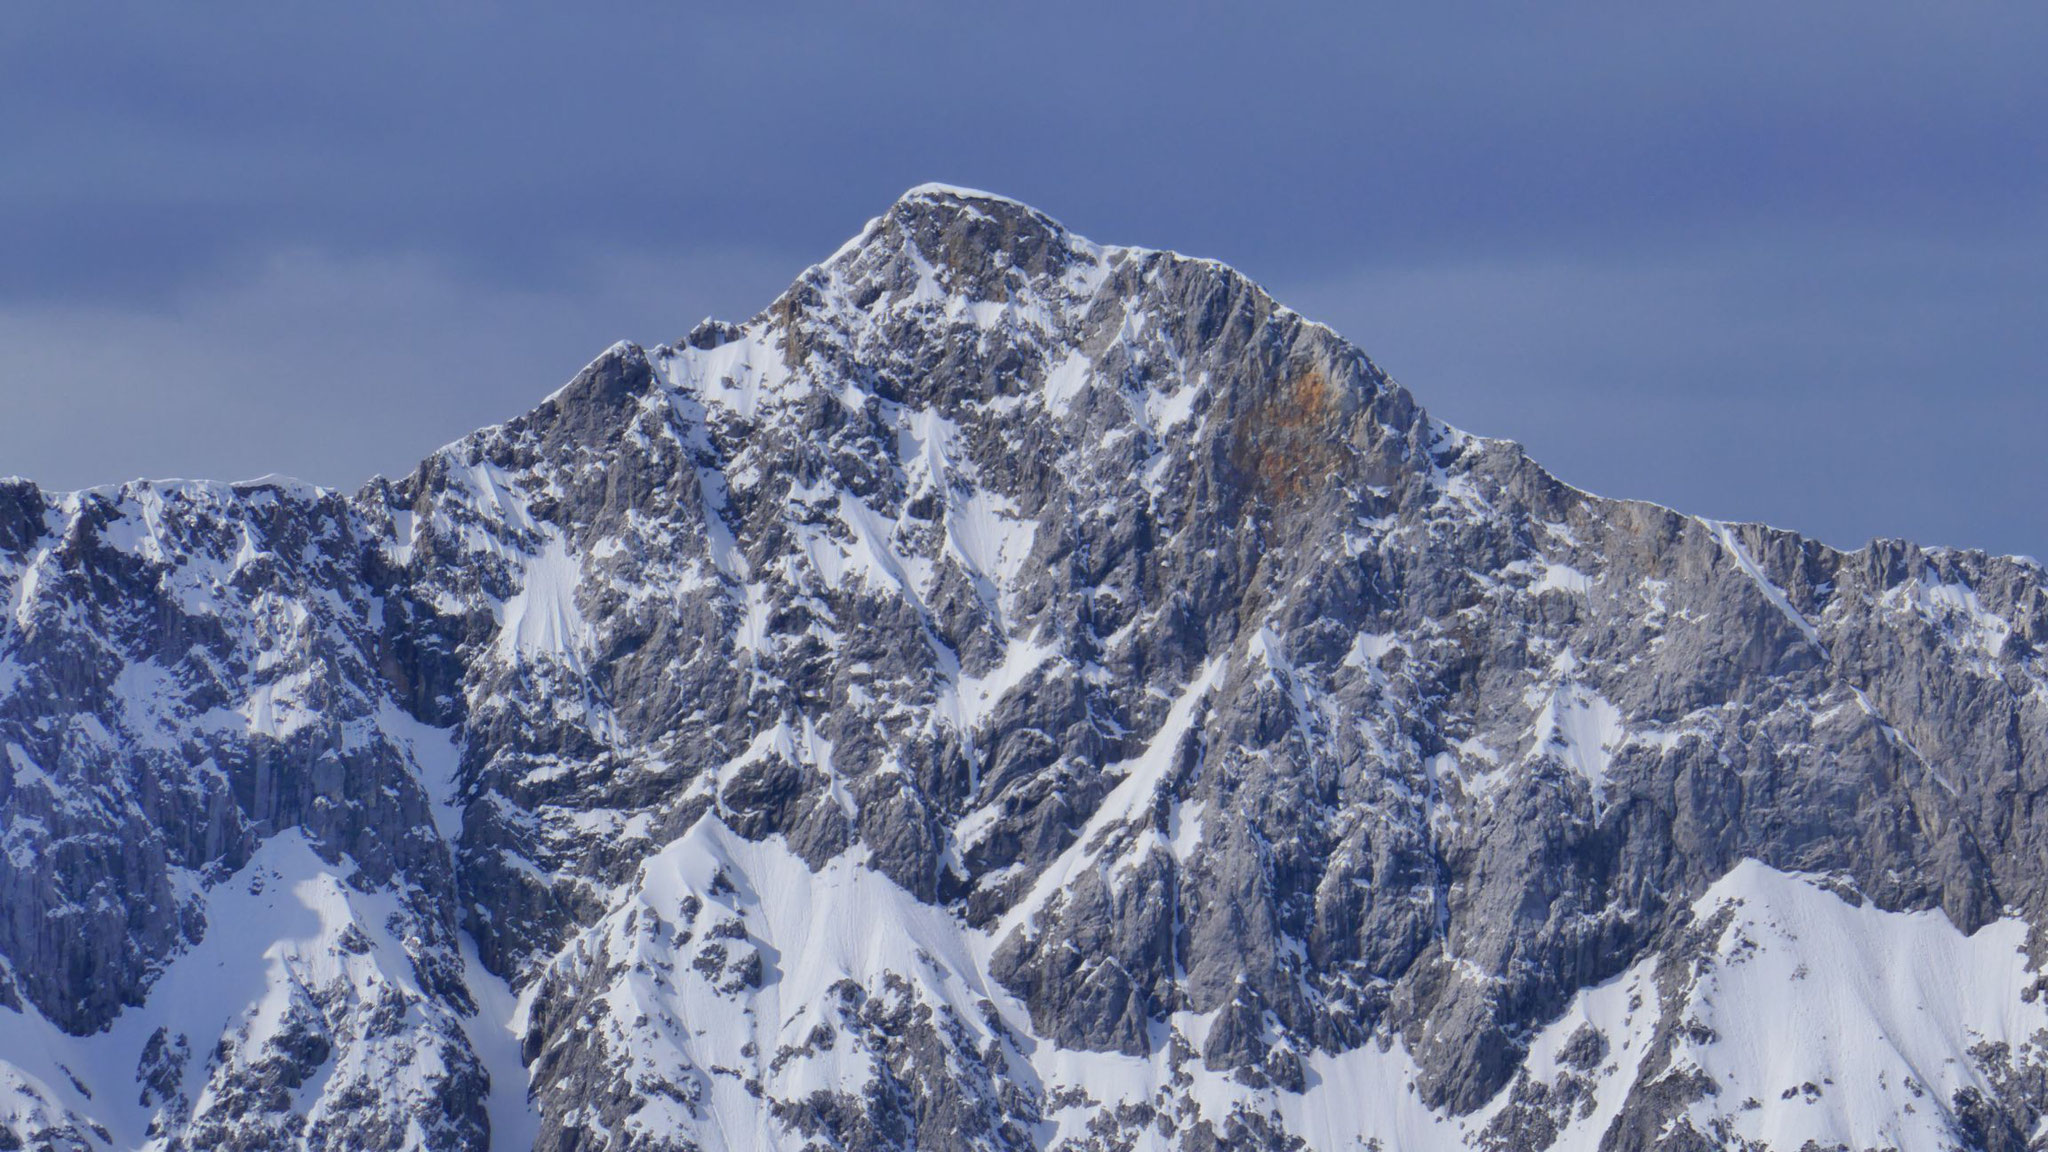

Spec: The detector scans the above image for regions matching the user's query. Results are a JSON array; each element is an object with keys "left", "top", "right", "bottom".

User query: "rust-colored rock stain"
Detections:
[{"left": 1229, "top": 365, "right": 1349, "bottom": 510}]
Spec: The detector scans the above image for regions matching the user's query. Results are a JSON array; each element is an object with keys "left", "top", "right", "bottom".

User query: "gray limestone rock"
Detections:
[{"left": 2, "top": 184, "right": 2045, "bottom": 1150}]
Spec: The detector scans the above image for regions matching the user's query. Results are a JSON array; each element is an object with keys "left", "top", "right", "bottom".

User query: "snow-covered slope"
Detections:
[{"left": 3, "top": 185, "right": 2047, "bottom": 1151}]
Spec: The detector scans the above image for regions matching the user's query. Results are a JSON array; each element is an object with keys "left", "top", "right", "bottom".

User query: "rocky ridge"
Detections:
[{"left": 2, "top": 184, "right": 2047, "bottom": 1151}]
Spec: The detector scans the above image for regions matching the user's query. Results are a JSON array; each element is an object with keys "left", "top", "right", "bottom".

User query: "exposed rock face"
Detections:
[{"left": 3, "top": 184, "right": 2048, "bottom": 1150}]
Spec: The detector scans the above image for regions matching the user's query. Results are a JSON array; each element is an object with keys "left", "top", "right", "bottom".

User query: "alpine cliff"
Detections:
[{"left": 3, "top": 185, "right": 2047, "bottom": 1152}]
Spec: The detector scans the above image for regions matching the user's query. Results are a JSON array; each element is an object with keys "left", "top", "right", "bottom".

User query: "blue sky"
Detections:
[{"left": 3, "top": 3, "right": 2043, "bottom": 555}]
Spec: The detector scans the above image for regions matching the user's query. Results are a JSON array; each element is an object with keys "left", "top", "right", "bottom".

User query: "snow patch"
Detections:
[
  {"left": 496, "top": 535, "right": 591, "bottom": 667},
  {"left": 995, "top": 655, "right": 1226, "bottom": 945},
  {"left": 1681, "top": 861, "right": 2048, "bottom": 1151},
  {"left": 1532, "top": 681, "right": 1625, "bottom": 804}
]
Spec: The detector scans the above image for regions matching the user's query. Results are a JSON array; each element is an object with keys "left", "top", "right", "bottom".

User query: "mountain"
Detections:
[{"left": 3, "top": 183, "right": 2047, "bottom": 1152}]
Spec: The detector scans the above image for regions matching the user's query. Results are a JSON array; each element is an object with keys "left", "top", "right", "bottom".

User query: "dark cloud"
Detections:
[{"left": 1, "top": 2, "right": 2042, "bottom": 554}]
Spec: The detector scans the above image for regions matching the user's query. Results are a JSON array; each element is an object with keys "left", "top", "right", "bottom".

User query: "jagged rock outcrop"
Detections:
[{"left": 3, "top": 184, "right": 2046, "bottom": 1151}]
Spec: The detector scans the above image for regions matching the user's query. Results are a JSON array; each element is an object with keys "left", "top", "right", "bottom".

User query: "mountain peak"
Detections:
[
  {"left": 806, "top": 182, "right": 1093, "bottom": 297},
  {"left": 6, "top": 183, "right": 2048, "bottom": 1152},
  {"left": 893, "top": 181, "right": 1036, "bottom": 210}
]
